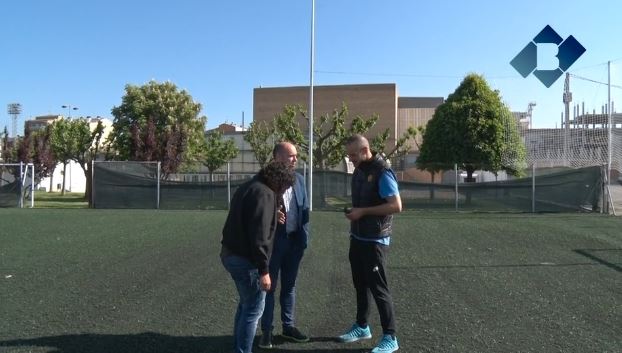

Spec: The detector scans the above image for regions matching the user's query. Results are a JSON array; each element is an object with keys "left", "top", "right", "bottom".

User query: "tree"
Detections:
[
  {"left": 1, "top": 126, "right": 56, "bottom": 196},
  {"left": 203, "top": 130, "right": 239, "bottom": 181},
  {"left": 244, "top": 120, "right": 277, "bottom": 168},
  {"left": 50, "top": 118, "right": 105, "bottom": 203},
  {"left": 417, "top": 73, "right": 526, "bottom": 182},
  {"left": 49, "top": 119, "right": 74, "bottom": 195},
  {"left": 107, "top": 80, "right": 207, "bottom": 178},
  {"left": 273, "top": 104, "right": 383, "bottom": 170},
  {"left": 72, "top": 119, "right": 105, "bottom": 206},
  {"left": 30, "top": 126, "right": 57, "bottom": 188},
  {"left": 370, "top": 125, "right": 423, "bottom": 163},
  {"left": 265, "top": 103, "right": 420, "bottom": 207},
  {"left": 271, "top": 104, "right": 420, "bottom": 170}
]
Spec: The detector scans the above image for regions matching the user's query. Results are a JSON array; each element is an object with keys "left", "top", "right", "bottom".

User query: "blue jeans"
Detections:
[
  {"left": 260, "top": 230, "right": 305, "bottom": 332},
  {"left": 222, "top": 255, "right": 266, "bottom": 353}
]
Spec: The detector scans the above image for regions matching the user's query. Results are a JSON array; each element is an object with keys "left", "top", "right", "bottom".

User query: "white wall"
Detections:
[{"left": 39, "top": 160, "right": 86, "bottom": 193}]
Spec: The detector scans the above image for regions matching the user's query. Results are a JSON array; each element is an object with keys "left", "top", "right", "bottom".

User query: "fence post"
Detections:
[
  {"left": 454, "top": 163, "right": 458, "bottom": 212},
  {"left": 91, "top": 160, "right": 95, "bottom": 208},
  {"left": 532, "top": 163, "right": 536, "bottom": 213},
  {"left": 602, "top": 164, "right": 606, "bottom": 214},
  {"left": 30, "top": 163, "right": 34, "bottom": 208},
  {"left": 303, "top": 162, "right": 307, "bottom": 188},
  {"left": 19, "top": 161, "right": 24, "bottom": 208},
  {"left": 227, "top": 162, "right": 231, "bottom": 209},
  {"left": 157, "top": 162, "right": 161, "bottom": 210}
]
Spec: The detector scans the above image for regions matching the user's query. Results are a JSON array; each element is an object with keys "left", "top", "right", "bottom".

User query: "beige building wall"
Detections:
[
  {"left": 397, "top": 97, "right": 444, "bottom": 153},
  {"left": 254, "top": 83, "right": 398, "bottom": 147}
]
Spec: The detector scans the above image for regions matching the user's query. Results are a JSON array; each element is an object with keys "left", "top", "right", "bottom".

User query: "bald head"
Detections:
[
  {"left": 273, "top": 141, "right": 298, "bottom": 168},
  {"left": 345, "top": 134, "right": 369, "bottom": 149}
]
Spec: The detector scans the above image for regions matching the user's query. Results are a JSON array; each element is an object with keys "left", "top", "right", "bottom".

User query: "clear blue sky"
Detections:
[{"left": 2, "top": 0, "right": 621, "bottom": 136}]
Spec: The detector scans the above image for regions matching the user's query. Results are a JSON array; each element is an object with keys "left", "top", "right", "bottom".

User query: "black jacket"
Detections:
[
  {"left": 350, "top": 154, "right": 393, "bottom": 239},
  {"left": 221, "top": 176, "right": 278, "bottom": 275}
]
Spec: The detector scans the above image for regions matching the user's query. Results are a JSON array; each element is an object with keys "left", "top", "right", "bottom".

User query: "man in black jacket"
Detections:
[
  {"left": 338, "top": 134, "right": 402, "bottom": 353},
  {"left": 221, "top": 161, "right": 296, "bottom": 353}
]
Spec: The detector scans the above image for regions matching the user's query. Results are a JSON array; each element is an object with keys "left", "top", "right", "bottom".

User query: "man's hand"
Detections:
[
  {"left": 259, "top": 273, "right": 271, "bottom": 291},
  {"left": 345, "top": 207, "right": 365, "bottom": 221},
  {"left": 277, "top": 206, "right": 286, "bottom": 224}
]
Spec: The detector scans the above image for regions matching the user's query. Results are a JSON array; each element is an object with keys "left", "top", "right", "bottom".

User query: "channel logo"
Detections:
[{"left": 510, "top": 25, "right": 586, "bottom": 87}]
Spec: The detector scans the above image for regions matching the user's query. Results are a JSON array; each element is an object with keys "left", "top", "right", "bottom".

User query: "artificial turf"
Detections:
[{"left": 1, "top": 209, "right": 621, "bottom": 352}]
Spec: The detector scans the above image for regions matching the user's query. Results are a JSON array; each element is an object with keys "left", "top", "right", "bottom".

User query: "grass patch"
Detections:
[{"left": 34, "top": 191, "right": 88, "bottom": 208}]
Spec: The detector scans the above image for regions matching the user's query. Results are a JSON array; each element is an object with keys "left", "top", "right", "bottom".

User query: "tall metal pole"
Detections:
[{"left": 308, "top": 0, "right": 315, "bottom": 211}]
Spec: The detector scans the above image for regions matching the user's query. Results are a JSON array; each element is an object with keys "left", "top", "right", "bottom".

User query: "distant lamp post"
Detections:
[
  {"left": 61, "top": 105, "right": 79, "bottom": 118},
  {"left": 60, "top": 104, "right": 78, "bottom": 194}
]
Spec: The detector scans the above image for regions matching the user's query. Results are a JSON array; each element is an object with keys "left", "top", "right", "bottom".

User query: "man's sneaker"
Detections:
[
  {"left": 258, "top": 330, "right": 273, "bottom": 349},
  {"left": 338, "top": 323, "right": 372, "bottom": 343},
  {"left": 282, "top": 326, "right": 310, "bottom": 343},
  {"left": 371, "top": 334, "right": 399, "bottom": 353}
]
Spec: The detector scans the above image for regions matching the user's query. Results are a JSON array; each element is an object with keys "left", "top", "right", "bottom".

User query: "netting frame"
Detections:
[{"left": 0, "top": 162, "right": 35, "bottom": 208}]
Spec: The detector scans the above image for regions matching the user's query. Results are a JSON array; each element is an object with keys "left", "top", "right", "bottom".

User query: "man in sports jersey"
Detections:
[{"left": 338, "top": 134, "right": 402, "bottom": 353}]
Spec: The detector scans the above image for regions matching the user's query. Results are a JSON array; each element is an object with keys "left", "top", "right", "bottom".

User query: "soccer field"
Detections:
[{"left": 1, "top": 209, "right": 621, "bottom": 353}]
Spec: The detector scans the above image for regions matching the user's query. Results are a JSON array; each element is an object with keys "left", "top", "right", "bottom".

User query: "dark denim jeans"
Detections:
[
  {"left": 260, "top": 230, "right": 305, "bottom": 332},
  {"left": 222, "top": 254, "right": 266, "bottom": 353}
]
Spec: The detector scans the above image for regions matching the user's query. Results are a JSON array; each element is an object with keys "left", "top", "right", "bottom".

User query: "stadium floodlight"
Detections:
[{"left": 7, "top": 103, "right": 22, "bottom": 138}]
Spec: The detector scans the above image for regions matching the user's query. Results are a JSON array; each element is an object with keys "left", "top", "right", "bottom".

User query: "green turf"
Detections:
[
  {"left": 33, "top": 191, "right": 89, "bottom": 209},
  {"left": 0, "top": 210, "right": 621, "bottom": 353}
]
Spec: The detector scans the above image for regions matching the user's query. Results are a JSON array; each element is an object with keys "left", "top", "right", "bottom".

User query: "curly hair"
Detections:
[{"left": 258, "top": 160, "right": 296, "bottom": 193}]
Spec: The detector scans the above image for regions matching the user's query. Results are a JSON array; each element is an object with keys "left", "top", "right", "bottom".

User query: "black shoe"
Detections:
[
  {"left": 282, "top": 326, "right": 310, "bottom": 343},
  {"left": 258, "top": 330, "right": 273, "bottom": 349}
]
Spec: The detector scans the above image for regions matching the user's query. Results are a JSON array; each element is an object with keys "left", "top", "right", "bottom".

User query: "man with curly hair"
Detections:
[{"left": 221, "top": 160, "right": 296, "bottom": 353}]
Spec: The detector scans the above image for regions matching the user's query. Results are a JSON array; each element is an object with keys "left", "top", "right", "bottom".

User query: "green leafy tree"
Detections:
[
  {"left": 203, "top": 130, "right": 239, "bottom": 181},
  {"left": 49, "top": 119, "right": 74, "bottom": 195},
  {"left": 272, "top": 104, "right": 420, "bottom": 170},
  {"left": 244, "top": 120, "right": 277, "bottom": 168},
  {"left": 50, "top": 118, "right": 105, "bottom": 203},
  {"left": 273, "top": 104, "right": 381, "bottom": 170},
  {"left": 72, "top": 119, "right": 105, "bottom": 206},
  {"left": 417, "top": 73, "right": 526, "bottom": 182},
  {"left": 107, "top": 80, "right": 207, "bottom": 177},
  {"left": 246, "top": 103, "right": 420, "bottom": 205},
  {"left": 31, "top": 126, "right": 57, "bottom": 188},
  {"left": 369, "top": 125, "right": 423, "bottom": 164}
]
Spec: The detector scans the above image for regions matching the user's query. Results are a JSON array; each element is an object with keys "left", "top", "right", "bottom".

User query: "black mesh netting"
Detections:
[{"left": 92, "top": 162, "right": 603, "bottom": 212}]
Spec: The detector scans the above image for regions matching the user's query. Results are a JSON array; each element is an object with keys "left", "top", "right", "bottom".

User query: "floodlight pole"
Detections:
[
  {"left": 7, "top": 103, "right": 22, "bottom": 138},
  {"left": 308, "top": 0, "right": 315, "bottom": 211}
]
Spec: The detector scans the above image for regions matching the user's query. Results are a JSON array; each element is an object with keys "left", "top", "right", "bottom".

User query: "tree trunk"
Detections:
[
  {"left": 49, "top": 172, "right": 54, "bottom": 193},
  {"left": 85, "top": 164, "right": 93, "bottom": 207},
  {"left": 429, "top": 171, "right": 436, "bottom": 200},
  {"left": 464, "top": 168, "right": 475, "bottom": 205},
  {"left": 61, "top": 162, "right": 67, "bottom": 196}
]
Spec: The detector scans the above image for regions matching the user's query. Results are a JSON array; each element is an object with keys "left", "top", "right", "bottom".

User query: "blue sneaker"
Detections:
[
  {"left": 371, "top": 334, "right": 399, "bottom": 353},
  {"left": 338, "top": 323, "right": 372, "bottom": 343}
]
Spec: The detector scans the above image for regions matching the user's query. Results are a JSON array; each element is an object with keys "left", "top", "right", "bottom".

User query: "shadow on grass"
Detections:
[
  {"left": 574, "top": 248, "right": 622, "bottom": 273},
  {"left": 0, "top": 332, "right": 368, "bottom": 353}
]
